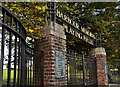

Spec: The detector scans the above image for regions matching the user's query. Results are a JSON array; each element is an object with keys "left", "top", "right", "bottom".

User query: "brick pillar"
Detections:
[
  {"left": 91, "top": 47, "right": 108, "bottom": 86},
  {"left": 34, "top": 22, "right": 67, "bottom": 86}
]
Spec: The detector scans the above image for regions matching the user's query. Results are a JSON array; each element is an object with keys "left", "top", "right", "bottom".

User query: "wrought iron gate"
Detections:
[
  {"left": 67, "top": 49, "right": 97, "bottom": 86},
  {"left": 0, "top": 5, "right": 34, "bottom": 86}
]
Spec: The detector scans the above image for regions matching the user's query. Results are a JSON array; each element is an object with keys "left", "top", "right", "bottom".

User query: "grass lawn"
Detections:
[
  {"left": 3, "top": 69, "right": 17, "bottom": 79},
  {"left": 68, "top": 66, "right": 90, "bottom": 79},
  {"left": 3, "top": 68, "right": 91, "bottom": 85},
  {"left": 3, "top": 69, "right": 33, "bottom": 84}
]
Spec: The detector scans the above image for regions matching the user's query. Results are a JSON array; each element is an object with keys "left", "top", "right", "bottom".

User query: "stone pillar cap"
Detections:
[
  {"left": 42, "top": 22, "right": 66, "bottom": 40},
  {"left": 91, "top": 47, "right": 106, "bottom": 56}
]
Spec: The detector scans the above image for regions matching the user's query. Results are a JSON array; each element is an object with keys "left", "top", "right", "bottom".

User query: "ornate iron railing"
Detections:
[
  {"left": 0, "top": 5, "right": 34, "bottom": 87},
  {"left": 67, "top": 49, "right": 97, "bottom": 86}
]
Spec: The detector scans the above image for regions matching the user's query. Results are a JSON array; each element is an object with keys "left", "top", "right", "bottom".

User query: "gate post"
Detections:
[
  {"left": 91, "top": 47, "right": 108, "bottom": 86},
  {"left": 34, "top": 22, "right": 67, "bottom": 86}
]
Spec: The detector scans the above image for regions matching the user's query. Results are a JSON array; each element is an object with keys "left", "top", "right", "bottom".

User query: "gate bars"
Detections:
[
  {"left": 0, "top": 5, "right": 34, "bottom": 86},
  {"left": 67, "top": 49, "right": 97, "bottom": 86}
]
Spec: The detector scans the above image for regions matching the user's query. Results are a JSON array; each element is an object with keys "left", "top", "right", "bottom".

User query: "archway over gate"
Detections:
[{"left": 33, "top": 2, "right": 108, "bottom": 86}]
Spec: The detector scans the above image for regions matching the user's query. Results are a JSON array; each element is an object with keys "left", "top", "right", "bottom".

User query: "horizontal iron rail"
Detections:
[
  {"left": 1, "top": 5, "right": 26, "bottom": 35},
  {"left": 1, "top": 5, "right": 34, "bottom": 54},
  {"left": 45, "top": 8, "right": 56, "bottom": 11},
  {"left": 1, "top": 23, "right": 26, "bottom": 41}
]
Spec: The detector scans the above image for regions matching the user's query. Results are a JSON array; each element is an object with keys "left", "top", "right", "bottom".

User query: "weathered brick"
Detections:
[{"left": 34, "top": 34, "right": 67, "bottom": 86}]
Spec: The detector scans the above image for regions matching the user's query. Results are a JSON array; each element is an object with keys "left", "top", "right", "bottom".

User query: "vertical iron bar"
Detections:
[
  {"left": 32, "top": 42, "right": 34, "bottom": 86},
  {"left": 0, "top": 6, "right": 2, "bottom": 87},
  {"left": 0, "top": 21, "right": 2, "bottom": 87},
  {"left": 17, "top": 25, "right": 21, "bottom": 86},
  {"left": 7, "top": 17, "right": 13, "bottom": 87},
  {"left": 20, "top": 27, "right": 26, "bottom": 86},
  {"left": 89, "top": 61, "right": 91, "bottom": 80},
  {"left": 74, "top": 51, "right": 76, "bottom": 84},
  {"left": 69, "top": 51, "right": 72, "bottom": 85},
  {"left": 17, "top": 42, "right": 20, "bottom": 86},
  {"left": 34, "top": 62, "right": 37, "bottom": 86},
  {"left": 24, "top": 28, "right": 27, "bottom": 85},
  {"left": 20, "top": 29, "right": 23, "bottom": 86},
  {"left": 95, "top": 34, "right": 97, "bottom": 47},
  {"left": 28, "top": 57, "right": 30, "bottom": 86},
  {"left": 27, "top": 56, "right": 29, "bottom": 85},
  {"left": 32, "top": 56, "right": 33, "bottom": 85},
  {"left": 32, "top": 49, "right": 34, "bottom": 86},
  {"left": 67, "top": 56, "right": 69, "bottom": 85},
  {"left": 13, "top": 22, "right": 18, "bottom": 87},
  {"left": 79, "top": 55, "right": 81, "bottom": 83},
  {"left": 45, "top": 2, "right": 47, "bottom": 22},
  {"left": 38, "top": 55, "right": 40, "bottom": 86},
  {"left": 30, "top": 56, "right": 31, "bottom": 86},
  {"left": 33, "top": 52, "right": 35, "bottom": 85},
  {"left": 30, "top": 39, "right": 32, "bottom": 86},
  {"left": 82, "top": 53, "right": 85, "bottom": 85},
  {"left": 95, "top": 59, "right": 97, "bottom": 85},
  {"left": 53, "top": 2, "right": 56, "bottom": 23},
  {"left": 41, "top": 51, "right": 44, "bottom": 87},
  {"left": 99, "top": 34, "right": 101, "bottom": 47},
  {"left": 67, "top": 49, "right": 69, "bottom": 85},
  {"left": 1, "top": 11, "right": 6, "bottom": 87}
]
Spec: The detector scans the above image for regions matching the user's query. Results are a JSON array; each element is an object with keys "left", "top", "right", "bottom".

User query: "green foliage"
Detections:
[
  {"left": 57, "top": 2, "right": 120, "bottom": 64},
  {"left": 2, "top": 2, "right": 46, "bottom": 39},
  {"left": 2, "top": 2, "right": 120, "bottom": 66}
]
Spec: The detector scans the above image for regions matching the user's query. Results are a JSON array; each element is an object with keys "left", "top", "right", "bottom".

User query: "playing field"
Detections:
[{"left": 3, "top": 69, "right": 33, "bottom": 83}]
